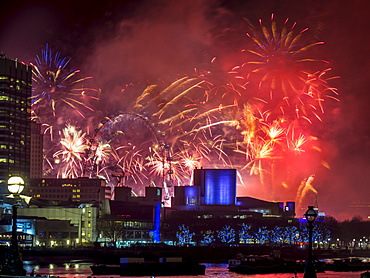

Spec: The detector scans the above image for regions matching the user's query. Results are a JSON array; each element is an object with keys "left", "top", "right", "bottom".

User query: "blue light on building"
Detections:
[
  {"left": 194, "top": 169, "right": 236, "bottom": 205},
  {"left": 152, "top": 201, "right": 161, "bottom": 243}
]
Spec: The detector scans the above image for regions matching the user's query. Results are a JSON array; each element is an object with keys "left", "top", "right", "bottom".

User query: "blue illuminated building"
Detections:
[
  {"left": 165, "top": 168, "right": 297, "bottom": 244},
  {"left": 173, "top": 168, "right": 237, "bottom": 208},
  {"left": 194, "top": 168, "right": 236, "bottom": 205},
  {"left": 172, "top": 168, "right": 293, "bottom": 216}
]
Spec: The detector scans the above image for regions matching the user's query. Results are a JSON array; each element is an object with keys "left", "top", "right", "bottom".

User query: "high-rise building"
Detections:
[
  {"left": 30, "top": 121, "right": 43, "bottom": 178},
  {"left": 27, "top": 177, "right": 109, "bottom": 202},
  {"left": 0, "top": 54, "right": 32, "bottom": 193}
]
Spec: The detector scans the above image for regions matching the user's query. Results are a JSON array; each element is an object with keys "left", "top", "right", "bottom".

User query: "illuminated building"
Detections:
[
  {"left": 164, "top": 169, "right": 296, "bottom": 244},
  {"left": 0, "top": 54, "right": 32, "bottom": 193},
  {"left": 0, "top": 215, "right": 78, "bottom": 247},
  {"left": 172, "top": 169, "right": 292, "bottom": 216},
  {"left": 18, "top": 183, "right": 162, "bottom": 248},
  {"left": 17, "top": 204, "right": 98, "bottom": 245},
  {"left": 193, "top": 168, "right": 237, "bottom": 205},
  {"left": 97, "top": 186, "right": 162, "bottom": 247},
  {"left": 30, "top": 121, "right": 43, "bottom": 178},
  {"left": 26, "top": 177, "right": 110, "bottom": 202}
]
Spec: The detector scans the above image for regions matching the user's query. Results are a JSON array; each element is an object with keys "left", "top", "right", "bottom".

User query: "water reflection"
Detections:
[{"left": 23, "top": 261, "right": 365, "bottom": 278}]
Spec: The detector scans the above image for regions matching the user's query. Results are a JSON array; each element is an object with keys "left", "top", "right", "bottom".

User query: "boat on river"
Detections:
[
  {"left": 325, "top": 258, "right": 370, "bottom": 272},
  {"left": 90, "top": 257, "right": 206, "bottom": 276},
  {"left": 228, "top": 254, "right": 324, "bottom": 275}
]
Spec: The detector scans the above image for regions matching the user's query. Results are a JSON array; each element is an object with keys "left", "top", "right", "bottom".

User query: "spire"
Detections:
[{"left": 314, "top": 195, "right": 319, "bottom": 212}]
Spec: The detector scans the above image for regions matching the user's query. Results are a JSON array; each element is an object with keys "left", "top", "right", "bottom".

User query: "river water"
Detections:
[{"left": 23, "top": 261, "right": 366, "bottom": 278}]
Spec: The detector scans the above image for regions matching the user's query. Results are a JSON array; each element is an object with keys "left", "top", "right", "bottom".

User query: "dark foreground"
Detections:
[
  {"left": 91, "top": 261, "right": 206, "bottom": 276},
  {"left": 18, "top": 245, "right": 370, "bottom": 265},
  {"left": 21, "top": 263, "right": 370, "bottom": 278},
  {"left": 11, "top": 246, "right": 367, "bottom": 277}
]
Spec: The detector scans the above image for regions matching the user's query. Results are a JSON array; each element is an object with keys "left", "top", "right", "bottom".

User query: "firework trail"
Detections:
[
  {"left": 30, "top": 45, "right": 100, "bottom": 177},
  {"left": 295, "top": 174, "right": 318, "bottom": 209},
  {"left": 84, "top": 76, "right": 241, "bottom": 202},
  {"left": 53, "top": 124, "right": 88, "bottom": 178},
  {"left": 36, "top": 14, "right": 339, "bottom": 209},
  {"left": 229, "top": 14, "right": 339, "bottom": 124},
  {"left": 31, "top": 44, "right": 98, "bottom": 120},
  {"left": 88, "top": 113, "right": 158, "bottom": 186},
  {"left": 206, "top": 14, "right": 339, "bottom": 204}
]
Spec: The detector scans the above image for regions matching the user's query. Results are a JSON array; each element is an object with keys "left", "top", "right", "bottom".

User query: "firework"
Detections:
[
  {"left": 230, "top": 14, "right": 339, "bottom": 123},
  {"left": 31, "top": 44, "right": 98, "bottom": 116},
  {"left": 295, "top": 174, "right": 318, "bottom": 209},
  {"left": 36, "top": 13, "right": 339, "bottom": 210},
  {"left": 31, "top": 44, "right": 99, "bottom": 144},
  {"left": 53, "top": 124, "right": 88, "bottom": 178}
]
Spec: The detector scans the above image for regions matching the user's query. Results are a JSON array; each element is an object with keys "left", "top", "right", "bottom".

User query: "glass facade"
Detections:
[{"left": 0, "top": 55, "right": 32, "bottom": 192}]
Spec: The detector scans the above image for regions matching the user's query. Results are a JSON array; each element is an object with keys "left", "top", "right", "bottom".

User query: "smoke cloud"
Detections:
[{"left": 1, "top": 0, "right": 369, "bottom": 221}]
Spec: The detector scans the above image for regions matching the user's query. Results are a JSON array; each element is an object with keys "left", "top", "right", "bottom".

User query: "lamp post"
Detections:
[
  {"left": 3, "top": 176, "right": 26, "bottom": 276},
  {"left": 304, "top": 206, "right": 317, "bottom": 278}
]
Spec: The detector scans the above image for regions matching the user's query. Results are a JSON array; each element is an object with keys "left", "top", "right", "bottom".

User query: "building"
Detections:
[
  {"left": 0, "top": 215, "right": 78, "bottom": 248},
  {"left": 0, "top": 54, "right": 32, "bottom": 193},
  {"left": 97, "top": 186, "right": 162, "bottom": 247},
  {"left": 30, "top": 121, "right": 43, "bottom": 178},
  {"left": 26, "top": 177, "right": 110, "bottom": 202},
  {"left": 17, "top": 204, "right": 98, "bottom": 245},
  {"left": 17, "top": 181, "right": 162, "bottom": 247},
  {"left": 192, "top": 168, "right": 237, "bottom": 206},
  {"left": 163, "top": 168, "right": 297, "bottom": 244}
]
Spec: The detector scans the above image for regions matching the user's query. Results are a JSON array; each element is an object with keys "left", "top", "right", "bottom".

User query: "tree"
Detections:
[
  {"left": 239, "top": 224, "right": 253, "bottom": 244},
  {"left": 218, "top": 225, "right": 235, "bottom": 244},
  {"left": 176, "top": 225, "right": 194, "bottom": 246},
  {"left": 254, "top": 226, "right": 270, "bottom": 245},
  {"left": 200, "top": 230, "right": 215, "bottom": 246},
  {"left": 97, "top": 219, "right": 124, "bottom": 247}
]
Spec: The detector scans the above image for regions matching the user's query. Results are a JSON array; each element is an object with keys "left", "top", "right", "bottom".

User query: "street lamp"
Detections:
[
  {"left": 304, "top": 206, "right": 318, "bottom": 278},
  {"left": 2, "top": 176, "right": 26, "bottom": 276}
]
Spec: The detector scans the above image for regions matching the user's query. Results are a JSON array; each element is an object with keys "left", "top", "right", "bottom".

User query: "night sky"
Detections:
[{"left": 1, "top": 0, "right": 369, "bottom": 221}]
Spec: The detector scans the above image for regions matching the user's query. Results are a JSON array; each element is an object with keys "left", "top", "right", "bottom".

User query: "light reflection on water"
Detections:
[{"left": 23, "top": 261, "right": 365, "bottom": 278}]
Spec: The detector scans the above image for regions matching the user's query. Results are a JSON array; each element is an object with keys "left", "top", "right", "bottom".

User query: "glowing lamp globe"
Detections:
[
  {"left": 305, "top": 206, "right": 317, "bottom": 223},
  {"left": 7, "top": 176, "right": 25, "bottom": 194}
]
